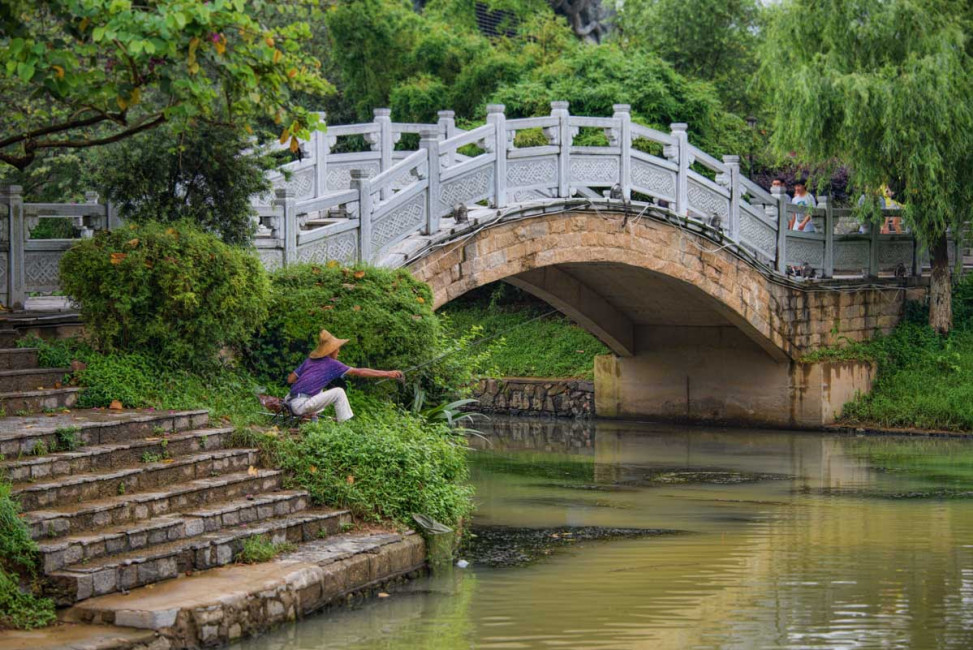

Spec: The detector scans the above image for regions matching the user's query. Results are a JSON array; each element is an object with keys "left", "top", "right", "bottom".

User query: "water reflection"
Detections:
[{"left": 238, "top": 418, "right": 973, "bottom": 649}]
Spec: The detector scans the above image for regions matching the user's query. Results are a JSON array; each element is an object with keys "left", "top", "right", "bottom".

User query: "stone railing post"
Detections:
[
  {"left": 351, "top": 170, "right": 372, "bottom": 263},
  {"left": 313, "top": 111, "right": 328, "bottom": 199},
  {"left": 274, "top": 188, "right": 297, "bottom": 267},
  {"left": 820, "top": 195, "right": 834, "bottom": 278},
  {"left": 668, "top": 124, "right": 689, "bottom": 216},
  {"left": 868, "top": 216, "right": 880, "bottom": 278},
  {"left": 2, "top": 185, "right": 25, "bottom": 308},
  {"left": 722, "top": 155, "right": 741, "bottom": 240},
  {"left": 772, "top": 185, "right": 788, "bottom": 274},
  {"left": 373, "top": 108, "right": 393, "bottom": 201},
  {"left": 911, "top": 228, "right": 922, "bottom": 277},
  {"left": 438, "top": 110, "right": 456, "bottom": 167},
  {"left": 419, "top": 129, "right": 441, "bottom": 235},
  {"left": 486, "top": 104, "right": 506, "bottom": 208},
  {"left": 81, "top": 191, "right": 100, "bottom": 237},
  {"left": 613, "top": 104, "right": 632, "bottom": 200},
  {"left": 551, "top": 101, "right": 571, "bottom": 198}
]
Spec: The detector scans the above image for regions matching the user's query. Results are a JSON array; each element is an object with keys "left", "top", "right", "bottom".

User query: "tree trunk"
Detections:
[{"left": 929, "top": 232, "right": 952, "bottom": 335}]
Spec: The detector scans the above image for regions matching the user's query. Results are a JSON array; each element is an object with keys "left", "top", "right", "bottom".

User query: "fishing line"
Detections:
[{"left": 377, "top": 307, "right": 562, "bottom": 384}]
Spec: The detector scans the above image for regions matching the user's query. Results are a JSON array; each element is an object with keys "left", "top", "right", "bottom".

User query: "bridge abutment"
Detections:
[{"left": 594, "top": 326, "right": 876, "bottom": 428}]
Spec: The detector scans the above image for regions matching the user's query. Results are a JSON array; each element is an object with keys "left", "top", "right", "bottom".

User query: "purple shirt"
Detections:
[{"left": 289, "top": 357, "right": 350, "bottom": 397}]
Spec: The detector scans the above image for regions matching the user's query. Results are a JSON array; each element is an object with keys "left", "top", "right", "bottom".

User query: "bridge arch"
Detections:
[{"left": 409, "top": 205, "right": 809, "bottom": 362}]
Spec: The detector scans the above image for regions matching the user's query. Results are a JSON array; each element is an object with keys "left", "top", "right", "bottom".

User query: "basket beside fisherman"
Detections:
[{"left": 285, "top": 329, "right": 403, "bottom": 422}]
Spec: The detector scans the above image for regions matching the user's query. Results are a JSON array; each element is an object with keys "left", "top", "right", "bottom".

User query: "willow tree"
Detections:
[{"left": 763, "top": 0, "right": 973, "bottom": 333}]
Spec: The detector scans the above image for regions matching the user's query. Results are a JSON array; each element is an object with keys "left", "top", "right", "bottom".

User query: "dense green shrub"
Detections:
[
  {"left": 89, "top": 125, "right": 273, "bottom": 245},
  {"left": 0, "top": 482, "right": 55, "bottom": 629},
  {"left": 59, "top": 222, "right": 270, "bottom": 369},
  {"left": 244, "top": 263, "right": 489, "bottom": 402},
  {"left": 276, "top": 398, "right": 474, "bottom": 527}
]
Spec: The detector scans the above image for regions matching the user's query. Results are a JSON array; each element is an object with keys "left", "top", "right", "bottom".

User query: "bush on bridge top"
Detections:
[
  {"left": 59, "top": 222, "right": 270, "bottom": 369},
  {"left": 244, "top": 263, "right": 490, "bottom": 403}
]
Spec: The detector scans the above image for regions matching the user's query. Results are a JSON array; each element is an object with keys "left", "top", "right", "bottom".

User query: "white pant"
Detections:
[{"left": 288, "top": 388, "right": 354, "bottom": 422}]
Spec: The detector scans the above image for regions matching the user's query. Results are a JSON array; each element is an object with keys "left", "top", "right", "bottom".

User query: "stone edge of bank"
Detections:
[
  {"left": 60, "top": 531, "right": 426, "bottom": 650},
  {"left": 473, "top": 377, "right": 594, "bottom": 418}
]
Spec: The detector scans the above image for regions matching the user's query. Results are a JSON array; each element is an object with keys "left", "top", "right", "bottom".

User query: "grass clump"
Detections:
[
  {"left": 0, "top": 482, "right": 56, "bottom": 629},
  {"left": 272, "top": 397, "right": 474, "bottom": 528},
  {"left": 441, "top": 305, "right": 609, "bottom": 380},
  {"left": 805, "top": 275, "right": 973, "bottom": 432},
  {"left": 237, "top": 535, "right": 296, "bottom": 564},
  {"left": 19, "top": 335, "right": 268, "bottom": 428}
]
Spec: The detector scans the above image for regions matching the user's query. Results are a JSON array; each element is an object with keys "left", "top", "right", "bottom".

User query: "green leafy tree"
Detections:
[
  {"left": 613, "top": 0, "right": 763, "bottom": 112},
  {"left": 492, "top": 31, "right": 749, "bottom": 155},
  {"left": 0, "top": 0, "right": 332, "bottom": 170},
  {"left": 89, "top": 124, "right": 272, "bottom": 244},
  {"left": 763, "top": 0, "right": 973, "bottom": 333}
]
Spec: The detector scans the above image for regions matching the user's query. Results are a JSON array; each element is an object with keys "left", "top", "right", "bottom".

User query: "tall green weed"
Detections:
[
  {"left": 275, "top": 398, "right": 474, "bottom": 527},
  {"left": 0, "top": 482, "right": 55, "bottom": 629}
]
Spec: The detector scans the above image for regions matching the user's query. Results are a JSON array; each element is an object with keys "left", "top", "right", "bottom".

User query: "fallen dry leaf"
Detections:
[
  {"left": 353, "top": 270, "right": 366, "bottom": 279},
  {"left": 346, "top": 475, "right": 355, "bottom": 485},
  {"left": 110, "top": 252, "right": 127, "bottom": 265},
  {"left": 109, "top": 400, "right": 123, "bottom": 410},
  {"left": 341, "top": 283, "right": 356, "bottom": 290},
  {"left": 248, "top": 466, "right": 259, "bottom": 477},
  {"left": 326, "top": 260, "right": 339, "bottom": 268},
  {"left": 416, "top": 296, "right": 425, "bottom": 304},
  {"left": 352, "top": 305, "right": 361, "bottom": 312}
]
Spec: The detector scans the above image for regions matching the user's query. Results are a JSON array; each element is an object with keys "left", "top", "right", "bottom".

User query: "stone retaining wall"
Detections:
[{"left": 473, "top": 377, "right": 594, "bottom": 418}]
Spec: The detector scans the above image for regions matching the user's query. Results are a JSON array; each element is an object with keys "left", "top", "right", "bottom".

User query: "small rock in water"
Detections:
[{"left": 456, "top": 559, "right": 469, "bottom": 568}]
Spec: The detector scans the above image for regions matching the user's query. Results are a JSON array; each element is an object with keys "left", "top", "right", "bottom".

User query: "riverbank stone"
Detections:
[{"left": 63, "top": 531, "right": 426, "bottom": 649}]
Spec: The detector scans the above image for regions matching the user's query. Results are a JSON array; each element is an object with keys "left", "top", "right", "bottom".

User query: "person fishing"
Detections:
[{"left": 285, "top": 329, "right": 403, "bottom": 422}]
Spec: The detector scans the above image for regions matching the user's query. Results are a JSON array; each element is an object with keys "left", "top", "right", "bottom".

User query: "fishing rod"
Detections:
[{"left": 377, "top": 307, "right": 562, "bottom": 384}]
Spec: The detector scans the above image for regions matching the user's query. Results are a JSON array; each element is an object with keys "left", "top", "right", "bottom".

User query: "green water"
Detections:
[{"left": 240, "top": 418, "right": 973, "bottom": 649}]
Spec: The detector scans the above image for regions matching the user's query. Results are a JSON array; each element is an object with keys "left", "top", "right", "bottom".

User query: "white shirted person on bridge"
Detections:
[{"left": 284, "top": 329, "right": 403, "bottom": 422}]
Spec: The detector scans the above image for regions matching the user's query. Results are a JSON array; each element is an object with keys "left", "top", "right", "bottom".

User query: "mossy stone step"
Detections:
[
  {"left": 0, "top": 386, "right": 81, "bottom": 414},
  {"left": 0, "top": 427, "right": 233, "bottom": 483},
  {"left": 38, "top": 491, "right": 311, "bottom": 573},
  {"left": 12, "top": 448, "right": 260, "bottom": 511},
  {"left": 47, "top": 508, "right": 351, "bottom": 604},
  {"left": 24, "top": 469, "right": 283, "bottom": 540},
  {"left": 0, "top": 367, "right": 70, "bottom": 393},
  {"left": 0, "top": 409, "right": 210, "bottom": 457},
  {"left": 0, "top": 347, "right": 39, "bottom": 370}
]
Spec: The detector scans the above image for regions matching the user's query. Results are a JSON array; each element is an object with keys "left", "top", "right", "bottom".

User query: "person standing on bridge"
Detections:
[
  {"left": 285, "top": 329, "right": 403, "bottom": 422},
  {"left": 788, "top": 179, "right": 817, "bottom": 233}
]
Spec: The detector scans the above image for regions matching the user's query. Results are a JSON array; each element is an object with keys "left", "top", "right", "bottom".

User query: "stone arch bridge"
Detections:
[{"left": 1, "top": 102, "right": 936, "bottom": 426}]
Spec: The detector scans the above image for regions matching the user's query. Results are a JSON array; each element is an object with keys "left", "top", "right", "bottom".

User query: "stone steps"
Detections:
[
  {"left": 47, "top": 508, "right": 351, "bottom": 604},
  {"left": 12, "top": 448, "right": 260, "bottom": 511},
  {"left": 0, "top": 427, "right": 234, "bottom": 483},
  {"left": 38, "top": 491, "right": 311, "bottom": 573},
  {"left": 0, "top": 366, "right": 70, "bottom": 392},
  {"left": 0, "top": 347, "right": 39, "bottom": 370},
  {"left": 24, "top": 468, "right": 283, "bottom": 540},
  {"left": 0, "top": 409, "right": 211, "bottom": 457},
  {"left": 0, "top": 386, "right": 80, "bottom": 414}
]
